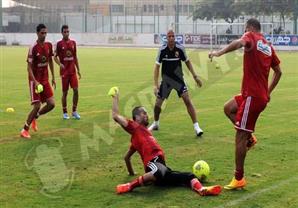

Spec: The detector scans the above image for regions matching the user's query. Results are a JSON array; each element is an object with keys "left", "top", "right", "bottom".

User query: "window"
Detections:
[
  {"left": 183, "top": 5, "right": 188, "bottom": 13},
  {"left": 143, "top": 5, "right": 147, "bottom": 12},
  {"left": 148, "top": 5, "right": 153, "bottom": 13},
  {"left": 154, "top": 5, "right": 159, "bottom": 12},
  {"left": 111, "top": 5, "right": 124, "bottom": 13},
  {"left": 160, "top": 5, "right": 164, "bottom": 11}
]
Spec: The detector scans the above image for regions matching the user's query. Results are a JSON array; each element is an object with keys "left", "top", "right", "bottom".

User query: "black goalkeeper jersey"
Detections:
[{"left": 156, "top": 43, "right": 188, "bottom": 82}]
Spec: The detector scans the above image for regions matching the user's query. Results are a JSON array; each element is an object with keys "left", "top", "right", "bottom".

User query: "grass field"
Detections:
[{"left": 0, "top": 46, "right": 298, "bottom": 208}]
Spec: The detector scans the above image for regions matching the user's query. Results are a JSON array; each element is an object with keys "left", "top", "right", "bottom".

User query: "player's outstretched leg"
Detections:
[
  {"left": 116, "top": 173, "right": 155, "bottom": 194},
  {"left": 20, "top": 102, "right": 41, "bottom": 139},
  {"left": 191, "top": 178, "right": 222, "bottom": 196}
]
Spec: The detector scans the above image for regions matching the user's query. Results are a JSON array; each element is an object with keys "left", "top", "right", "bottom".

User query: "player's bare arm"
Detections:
[
  {"left": 209, "top": 39, "right": 246, "bottom": 60},
  {"left": 111, "top": 91, "right": 128, "bottom": 127},
  {"left": 53, "top": 53, "right": 64, "bottom": 69},
  {"left": 185, "top": 60, "right": 202, "bottom": 87},
  {"left": 124, "top": 148, "right": 136, "bottom": 176},
  {"left": 153, "top": 63, "right": 160, "bottom": 96},
  {"left": 27, "top": 63, "right": 39, "bottom": 86},
  {"left": 74, "top": 45, "right": 81, "bottom": 79},
  {"left": 268, "top": 65, "right": 282, "bottom": 101},
  {"left": 49, "top": 57, "right": 56, "bottom": 89}
]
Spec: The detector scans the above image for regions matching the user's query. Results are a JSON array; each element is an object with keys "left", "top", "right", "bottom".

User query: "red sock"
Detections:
[
  {"left": 130, "top": 176, "right": 144, "bottom": 190},
  {"left": 235, "top": 169, "right": 244, "bottom": 180},
  {"left": 191, "top": 178, "right": 203, "bottom": 191},
  {"left": 72, "top": 105, "right": 77, "bottom": 112},
  {"left": 63, "top": 107, "right": 67, "bottom": 114}
]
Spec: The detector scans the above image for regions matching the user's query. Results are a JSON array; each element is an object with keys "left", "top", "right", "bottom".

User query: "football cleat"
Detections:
[
  {"left": 116, "top": 183, "right": 132, "bottom": 194},
  {"left": 195, "top": 127, "right": 204, "bottom": 137},
  {"left": 247, "top": 134, "right": 257, "bottom": 150},
  {"left": 20, "top": 129, "right": 31, "bottom": 139},
  {"left": 198, "top": 185, "right": 222, "bottom": 196},
  {"left": 63, "top": 113, "right": 70, "bottom": 120},
  {"left": 72, "top": 111, "right": 81, "bottom": 120},
  {"left": 224, "top": 177, "right": 247, "bottom": 190},
  {"left": 31, "top": 119, "right": 38, "bottom": 131},
  {"left": 148, "top": 123, "right": 159, "bottom": 131}
]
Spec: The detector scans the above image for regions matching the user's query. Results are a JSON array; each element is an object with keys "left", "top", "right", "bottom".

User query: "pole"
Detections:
[
  {"left": 294, "top": 0, "right": 298, "bottom": 34},
  {"left": 176, "top": 0, "right": 179, "bottom": 33},
  {"left": 0, "top": 0, "right": 3, "bottom": 32}
]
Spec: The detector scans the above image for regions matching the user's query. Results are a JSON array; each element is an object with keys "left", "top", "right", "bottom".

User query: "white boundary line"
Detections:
[{"left": 214, "top": 176, "right": 298, "bottom": 208}]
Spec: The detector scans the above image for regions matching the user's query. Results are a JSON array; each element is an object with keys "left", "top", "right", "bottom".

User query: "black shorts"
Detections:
[
  {"left": 157, "top": 78, "right": 188, "bottom": 99},
  {"left": 146, "top": 156, "right": 196, "bottom": 187},
  {"left": 146, "top": 156, "right": 170, "bottom": 185}
]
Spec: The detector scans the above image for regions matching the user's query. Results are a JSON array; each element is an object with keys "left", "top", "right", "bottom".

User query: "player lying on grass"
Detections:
[{"left": 110, "top": 88, "right": 222, "bottom": 195}]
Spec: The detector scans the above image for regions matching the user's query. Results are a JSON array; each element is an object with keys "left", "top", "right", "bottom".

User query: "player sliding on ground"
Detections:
[
  {"left": 110, "top": 88, "right": 221, "bottom": 195},
  {"left": 209, "top": 18, "right": 282, "bottom": 190}
]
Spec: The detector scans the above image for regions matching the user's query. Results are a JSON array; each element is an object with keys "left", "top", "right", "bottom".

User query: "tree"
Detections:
[{"left": 193, "top": 0, "right": 241, "bottom": 23}]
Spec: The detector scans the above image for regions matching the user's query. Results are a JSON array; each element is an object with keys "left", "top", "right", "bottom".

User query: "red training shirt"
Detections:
[
  {"left": 55, "top": 39, "right": 77, "bottom": 77},
  {"left": 240, "top": 32, "right": 281, "bottom": 101},
  {"left": 123, "top": 120, "right": 165, "bottom": 169},
  {"left": 27, "top": 41, "right": 53, "bottom": 82}
]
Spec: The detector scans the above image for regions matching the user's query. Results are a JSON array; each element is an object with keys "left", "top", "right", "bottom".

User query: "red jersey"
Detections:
[
  {"left": 123, "top": 120, "right": 165, "bottom": 169},
  {"left": 27, "top": 41, "right": 53, "bottom": 82},
  {"left": 240, "top": 32, "right": 280, "bottom": 101},
  {"left": 55, "top": 39, "right": 77, "bottom": 77}
]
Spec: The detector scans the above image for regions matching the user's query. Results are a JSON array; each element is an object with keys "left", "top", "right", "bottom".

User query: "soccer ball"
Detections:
[{"left": 192, "top": 160, "right": 210, "bottom": 181}]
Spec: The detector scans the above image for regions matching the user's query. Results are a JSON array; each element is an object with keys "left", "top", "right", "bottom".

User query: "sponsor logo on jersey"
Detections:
[
  {"left": 257, "top": 40, "right": 272, "bottom": 56},
  {"left": 175, "top": 51, "right": 179, "bottom": 58}
]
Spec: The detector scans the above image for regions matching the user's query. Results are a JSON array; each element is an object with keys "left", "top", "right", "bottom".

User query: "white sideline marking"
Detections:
[{"left": 214, "top": 176, "right": 298, "bottom": 208}]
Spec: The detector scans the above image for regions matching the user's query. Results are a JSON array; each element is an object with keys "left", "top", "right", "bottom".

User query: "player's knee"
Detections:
[
  {"left": 223, "top": 104, "right": 231, "bottom": 116},
  {"left": 48, "top": 101, "right": 55, "bottom": 110},
  {"left": 33, "top": 102, "right": 41, "bottom": 110}
]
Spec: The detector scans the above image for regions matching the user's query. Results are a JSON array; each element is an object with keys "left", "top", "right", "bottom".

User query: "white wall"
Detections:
[{"left": 0, "top": 33, "right": 297, "bottom": 51}]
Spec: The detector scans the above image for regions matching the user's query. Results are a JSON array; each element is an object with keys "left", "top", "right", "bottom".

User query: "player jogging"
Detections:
[
  {"left": 148, "top": 30, "right": 204, "bottom": 137},
  {"left": 209, "top": 18, "right": 282, "bottom": 189},
  {"left": 110, "top": 88, "right": 221, "bottom": 196},
  {"left": 54, "top": 25, "right": 81, "bottom": 120},
  {"left": 20, "top": 24, "right": 56, "bottom": 139}
]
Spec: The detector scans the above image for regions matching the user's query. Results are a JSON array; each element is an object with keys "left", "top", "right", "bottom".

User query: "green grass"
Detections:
[{"left": 0, "top": 46, "right": 298, "bottom": 208}]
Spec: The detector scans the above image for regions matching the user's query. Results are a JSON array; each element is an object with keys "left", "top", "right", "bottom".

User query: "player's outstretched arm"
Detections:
[
  {"left": 209, "top": 39, "right": 246, "bottom": 60},
  {"left": 111, "top": 90, "right": 128, "bottom": 127},
  {"left": 124, "top": 148, "right": 136, "bottom": 176},
  {"left": 185, "top": 60, "right": 202, "bottom": 87},
  {"left": 268, "top": 65, "right": 282, "bottom": 101}
]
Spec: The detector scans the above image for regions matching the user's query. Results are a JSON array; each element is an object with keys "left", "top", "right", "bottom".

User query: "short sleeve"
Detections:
[
  {"left": 122, "top": 120, "right": 138, "bottom": 135},
  {"left": 155, "top": 46, "right": 164, "bottom": 65},
  {"left": 271, "top": 47, "right": 281, "bottom": 67},
  {"left": 179, "top": 45, "right": 188, "bottom": 62},
  {"left": 240, "top": 32, "right": 252, "bottom": 48}
]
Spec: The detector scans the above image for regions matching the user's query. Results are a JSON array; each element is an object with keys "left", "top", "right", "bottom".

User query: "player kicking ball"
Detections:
[
  {"left": 209, "top": 18, "right": 282, "bottom": 190},
  {"left": 109, "top": 87, "right": 221, "bottom": 196},
  {"left": 20, "top": 24, "right": 56, "bottom": 139}
]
